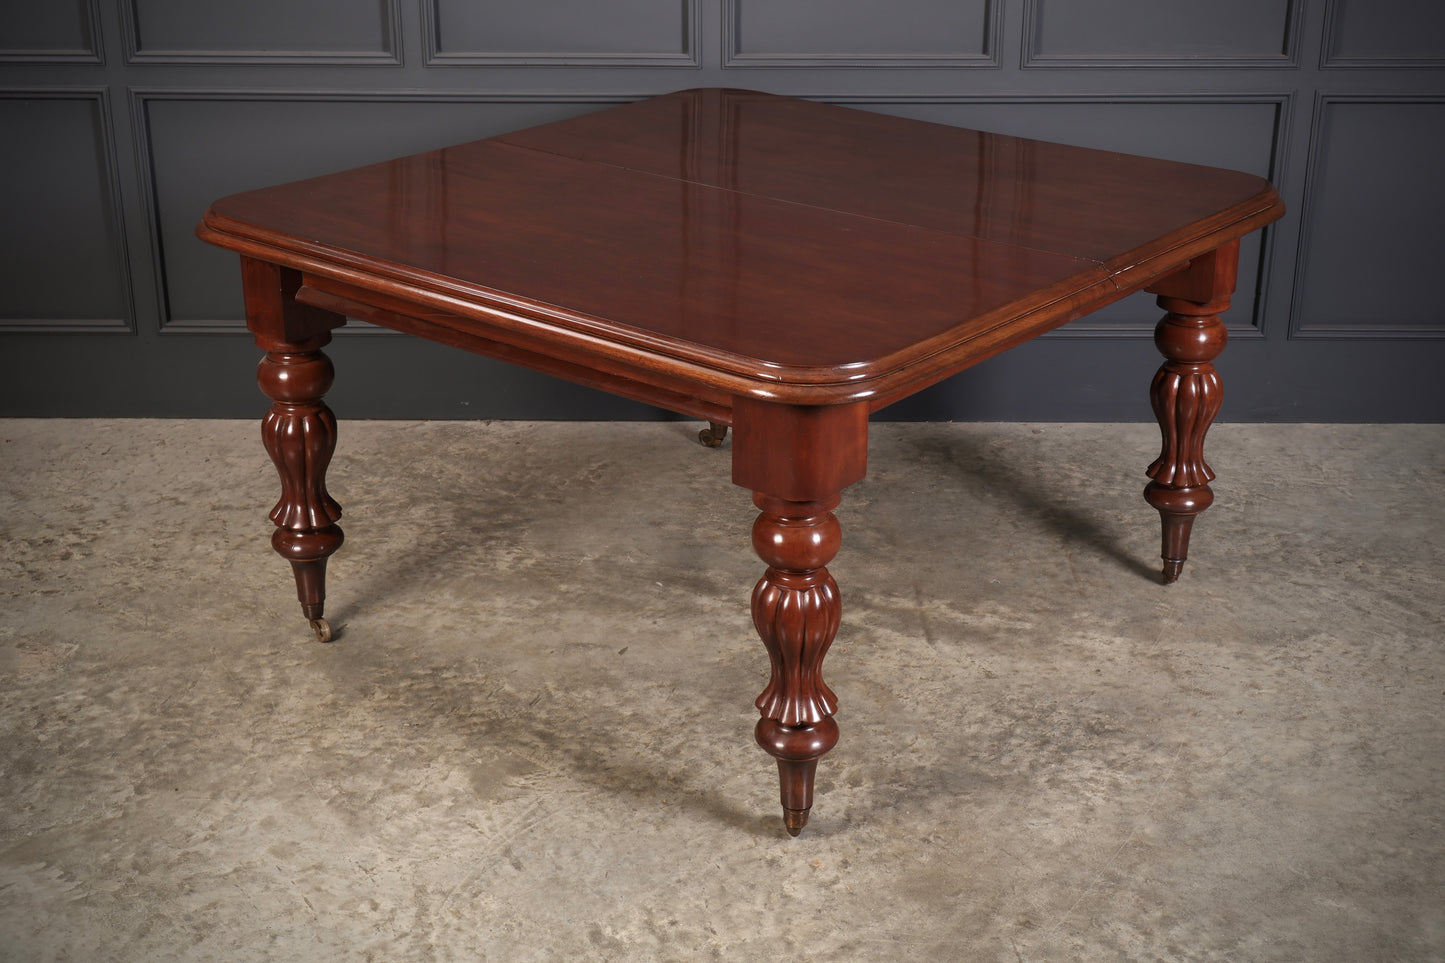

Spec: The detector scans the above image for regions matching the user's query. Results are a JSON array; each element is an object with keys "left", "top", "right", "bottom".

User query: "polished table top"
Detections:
[
  {"left": 199, "top": 87, "right": 1283, "bottom": 409},
  {"left": 198, "top": 89, "right": 1285, "bottom": 835}
]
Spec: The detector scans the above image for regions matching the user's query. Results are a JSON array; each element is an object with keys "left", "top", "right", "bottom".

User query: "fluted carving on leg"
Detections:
[
  {"left": 751, "top": 493, "right": 843, "bottom": 836},
  {"left": 258, "top": 347, "right": 343, "bottom": 632},
  {"left": 1145, "top": 297, "right": 1227, "bottom": 584}
]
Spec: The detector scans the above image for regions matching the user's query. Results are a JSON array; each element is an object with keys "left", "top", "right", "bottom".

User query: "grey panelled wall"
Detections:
[{"left": 1, "top": 0, "right": 1442, "bottom": 421}]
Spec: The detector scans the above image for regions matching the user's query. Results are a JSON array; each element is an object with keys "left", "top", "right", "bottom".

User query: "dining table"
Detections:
[{"left": 198, "top": 87, "right": 1285, "bottom": 835}]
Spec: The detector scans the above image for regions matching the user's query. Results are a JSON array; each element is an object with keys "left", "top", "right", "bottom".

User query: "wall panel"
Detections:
[
  {"left": 1322, "top": 0, "right": 1445, "bottom": 66},
  {"left": 1292, "top": 97, "right": 1445, "bottom": 338},
  {"left": 1023, "top": 0, "right": 1297, "bottom": 67},
  {"left": 724, "top": 0, "right": 999, "bottom": 67},
  {"left": 424, "top": 0, "right": 699, "bottom": 65},
  {"left": 0, "top": 90, "right": 130, "bottom": 332},
  {"left": 123, "top": 0, "right": 400, "bottom": 64},
  {"left": 0, "top": 0, "right": 102, "bottom": 63}
]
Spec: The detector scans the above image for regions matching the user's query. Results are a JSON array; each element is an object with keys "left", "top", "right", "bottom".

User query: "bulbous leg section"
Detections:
[
  {"left": 751, "top": 494, "right": 844, "bottom": 835},
  {"left": 258, "top": 348, "right": 344, "bottom": 635}
]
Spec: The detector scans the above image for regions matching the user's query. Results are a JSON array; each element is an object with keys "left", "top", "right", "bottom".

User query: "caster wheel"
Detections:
[
  {"left": 698, "top": 423, "right": 728, "bottom": 448},
  {"left": 309, "top": 618, "right": 333, "bottom": 643}
]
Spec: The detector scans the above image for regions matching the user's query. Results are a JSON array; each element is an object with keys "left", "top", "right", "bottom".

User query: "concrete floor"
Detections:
[{"left": 1, "top": 419, "right": 1442, "bottom": 962}]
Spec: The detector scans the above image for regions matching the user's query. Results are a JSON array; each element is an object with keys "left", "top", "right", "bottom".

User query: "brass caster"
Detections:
[
  {"left": 783, "top": 808, "right": 809, "bottom": 837},
  {"left": 698, "top": 422, "right": 728, "bottom": 448},
  {"left": 309, "top": 617, "right": 333, "bottom": 643}
]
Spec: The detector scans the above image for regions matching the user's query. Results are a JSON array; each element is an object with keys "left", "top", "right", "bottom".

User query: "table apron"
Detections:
[{"left": 295, "top": 275, "right": 736, "bottom": 425}]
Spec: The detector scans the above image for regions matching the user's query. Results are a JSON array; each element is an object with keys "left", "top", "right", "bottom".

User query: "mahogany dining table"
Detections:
[{"left": 198, "top": 88, "right": 1284, "bottom": 836}]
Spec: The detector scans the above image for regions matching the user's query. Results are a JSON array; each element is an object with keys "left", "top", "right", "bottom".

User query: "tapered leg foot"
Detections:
[
  {"left": 783, "top": 808, "right": 808, "bottom": 837},
  {"left": 1144, "top": 484, "right": 1214, "bottom": 584},
  {"left": 758, "top": 721, "right": 837, "bottom": 835}
]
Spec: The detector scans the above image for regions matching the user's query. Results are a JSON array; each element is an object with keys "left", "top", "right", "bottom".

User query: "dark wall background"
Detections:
[{"left": 2, "top": 0, "right": 1442, "bottom": 422}]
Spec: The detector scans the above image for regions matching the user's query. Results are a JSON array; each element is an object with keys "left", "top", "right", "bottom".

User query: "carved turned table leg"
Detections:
[
  {"left": 258, "top": 349, "right": 343, "bottom": 640},
  {"left": 732, "top": 398, "right": 868, "bottom": 835},
  {"left": 1143, "top": 240, "right": 1239, "bottom": 584},
  {"left": 241, "top": 258, "right": 346, "bottom": 640},
  {"left": 752, "top": 493, "right": 843, "bottom": 835}
]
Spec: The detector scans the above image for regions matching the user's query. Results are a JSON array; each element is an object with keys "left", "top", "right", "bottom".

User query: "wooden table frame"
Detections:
[{"left": 199, "top": 89, "right": 1283, "bottom": 835}]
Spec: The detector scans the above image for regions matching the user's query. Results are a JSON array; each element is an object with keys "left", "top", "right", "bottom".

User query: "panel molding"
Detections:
[
  {"left": 1289, "top": 93, "right": 1445, "bottom": 340},
  {"left": 121, "top": 0, "right": 402, "bottom": 65},
  {"left": 722, "top": 0, "right": 1001, "bottom": 68},
  {"left": 1021, "top": 0, "right": 1301, "bottom": 69},
  {"left": 0, "top": 0, "right": 104, "bottom": 63},
  {"left": 816, "top": 92, "right": 1291, "bottom": 339},
  {"left": 1319, "top": 0, "right": 1445, "bottom": 68},
  {"left": 131, "top": 89, "right": 641, "bottom": 335},
  {"left": 422, "top": 0, "right": 701, "bottom": 67},
  {"left": 0, "top": 87, "right": 134, "bottom": 334}
]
